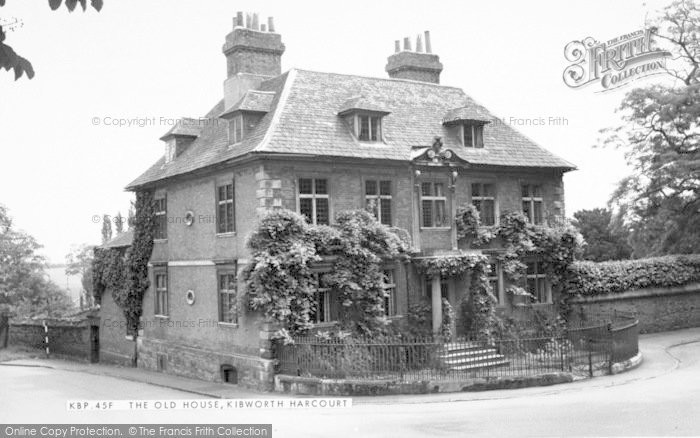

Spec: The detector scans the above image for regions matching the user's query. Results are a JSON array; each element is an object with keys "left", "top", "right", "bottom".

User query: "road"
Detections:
[{"left": 2, "top": 330, "right": 700, "bottom": 437}]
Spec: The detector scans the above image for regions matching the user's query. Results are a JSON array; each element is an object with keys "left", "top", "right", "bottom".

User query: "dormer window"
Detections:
[
  {"left": 462, "top": 124, "right": 484, "bottom": 148},
  {"left": 229, "top": 115, "right": 243, "bottom": 144},
  {"left": 358, "top": 115, "right": 381, "bottom": 142},
  {"left": 337, "top": 96, "right": 390, "bottom": 143}
]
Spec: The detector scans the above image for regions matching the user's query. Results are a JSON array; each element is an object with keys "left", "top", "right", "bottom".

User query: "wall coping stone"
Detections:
[{"left": 570, "top": 282, "right": 700, "bottom": 304}]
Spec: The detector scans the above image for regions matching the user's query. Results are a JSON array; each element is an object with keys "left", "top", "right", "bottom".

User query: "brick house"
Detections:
[{"left": 119, "top": 13, "right": 574, "bottom": 390}]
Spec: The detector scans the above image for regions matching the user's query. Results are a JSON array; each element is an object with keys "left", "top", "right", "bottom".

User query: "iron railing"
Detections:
[{"left": 277, "top": 314, "right": 639, "bottom": 381}]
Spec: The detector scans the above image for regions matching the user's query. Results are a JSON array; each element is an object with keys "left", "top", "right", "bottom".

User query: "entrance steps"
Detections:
[{"left": 440, "top": 341, "right": 509, "bottom": 371}]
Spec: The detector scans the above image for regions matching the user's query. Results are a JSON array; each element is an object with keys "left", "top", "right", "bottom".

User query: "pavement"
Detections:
[{"left": 2, "top": 327, "right": 700, "bottom": 403}]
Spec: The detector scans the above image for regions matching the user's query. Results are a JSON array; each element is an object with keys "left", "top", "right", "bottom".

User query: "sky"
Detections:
[{"left": 0, "top": 0, "right": 675, "bottom": 263}]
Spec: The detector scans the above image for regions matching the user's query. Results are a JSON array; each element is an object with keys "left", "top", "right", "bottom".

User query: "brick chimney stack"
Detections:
[
  {"left": 386, "top": 31, "right": 443, "bottom": 84},
  {"left": 222, "top": 12, "right": 285, "bottom": 108}
]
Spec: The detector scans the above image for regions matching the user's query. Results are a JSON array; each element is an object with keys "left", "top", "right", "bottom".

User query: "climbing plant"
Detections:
[
  {"left": 455, "top": 204, "right": 582, "bottom": 319},
  {"left": 120, "top": 190, "right": 156, "bottom": 335},
  {"left": 243, "top": 209, "right": 409, "bottom": 339}
]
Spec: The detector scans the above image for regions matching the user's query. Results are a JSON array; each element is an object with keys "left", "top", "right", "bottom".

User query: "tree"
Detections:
[
  {"left": 65, "top": 243, "right": 95, "bottom": 307},
  {"left": 101, "top": 214, "right": 112, "bottom": 244},
  {"left": 114, "top": 211, "right": 124, "bottom": 234},
  {"left": 572, "top": 208, "right": 632, "bottom": 261},
  {"left": 0, "top": 0, "right": 103, "bottom": 80},
  {"left": 0, "top": 204, "right": 45, "bottom": 312},
  {"left": 0, "top": 204, "right": 75, "bottom": 317},
  {"left": 601, "top": 0, "right": 700, "bottom": 257}
]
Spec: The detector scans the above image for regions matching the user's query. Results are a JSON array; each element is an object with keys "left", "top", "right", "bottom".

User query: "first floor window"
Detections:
[
  {"left": 218, "top": 268, "right": 238, "bottom": 324},
  {"left": 299, "top": 178, "right": 329, "bottom": 225},
  {"left": 421, "top": 182, "right": 448, "bottom": 227},
  {"left": 154, "top": 271, "right": 168, "bottom": 316},
  {"left": 526, "top": 261, "right": 550, "bottom": 303},
  {"left": 154, "top": 196, "right": 167, "bottom": 239},
  {"left": 522, "top": 184, "right": 543, "bottom": 225},
  {"left": 382, "top": 270, "right": 397, "bottom": 317},
  {"left": 472, "top": 183, "right": 496, "bottom": 226},
  {"left": 365, "top": 180, "right": 392, "bottom": 226},
  {"left": 217, "top": 182, "right": 235, "bottom": 234}
]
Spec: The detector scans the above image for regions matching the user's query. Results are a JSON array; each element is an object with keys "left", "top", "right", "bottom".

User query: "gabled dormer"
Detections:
[
  {"left": 160, "top": 118, "right": 202, "bottom": 164},
  {"left": 220, "top": 90, "right": 275, "bottom": 145},
  {"left": 442, "top": 107, "right": 491, "bottom": 149},
  {"left": 337, "top": 96, "right": 390, "bottom": 143}
]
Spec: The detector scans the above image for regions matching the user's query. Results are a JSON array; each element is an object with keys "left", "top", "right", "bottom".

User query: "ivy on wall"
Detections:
[
  {"left": 243, "top": 209, "right": 409, "bottom": 339},
  {"left": 91, "top": 190, "right": 155, "bottom": 336},
  {"left": 456, "top": 205, "right": 582, "bottom": 318}
]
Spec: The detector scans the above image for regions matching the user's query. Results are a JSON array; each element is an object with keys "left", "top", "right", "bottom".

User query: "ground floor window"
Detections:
[
  {"left": 488, "top": 261, "right": 505, "bottom": 305},
  {"left": 310, "top": 273, "right": 336, "bottom": 324},
  {"left": 154, "top": 270, "right": 168, "bottom": 316},
  {"left": 382, "top": 270, "right": 397, "bottom": 317},
  {"left": 526, "top": 261, "right": 550, "bottom": 303},
  {"left": 218, "top": 267, "right": 238, "bottom": 324}
]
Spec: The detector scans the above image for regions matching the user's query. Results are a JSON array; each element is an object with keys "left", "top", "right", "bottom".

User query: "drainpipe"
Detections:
[{"left": 431, "top": 276, "right": 442, "bottom": 336}]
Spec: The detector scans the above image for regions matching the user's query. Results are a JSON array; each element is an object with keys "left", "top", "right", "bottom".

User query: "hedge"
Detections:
[{"left": 566, "top": 254, "right": 700, "bottom": 296}]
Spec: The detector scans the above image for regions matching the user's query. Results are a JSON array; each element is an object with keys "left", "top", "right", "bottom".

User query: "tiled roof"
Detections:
[
  {"left": 220, "top": 90, "right": 276, "bottom": 118},
  {"left": 127, "top": 69, "right": 574, "bottom": 189},
  {"left": 101, "top": 230, "right": 133, "bottom": 249},
  {"left": 159, "top": 118, "right": 203, "bottom": 141}
]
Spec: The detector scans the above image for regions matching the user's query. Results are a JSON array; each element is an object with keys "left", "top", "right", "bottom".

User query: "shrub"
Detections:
[{"left": 566, "top": 254, "right": 700, "bottom": 296}]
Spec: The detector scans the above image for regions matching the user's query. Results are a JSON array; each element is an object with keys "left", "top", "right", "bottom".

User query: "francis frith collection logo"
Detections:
[{"left": 563, "top": 28, "right": 671, "bottom": 92}]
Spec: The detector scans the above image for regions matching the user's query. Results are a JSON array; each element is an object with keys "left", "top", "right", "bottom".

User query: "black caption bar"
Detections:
[{"left": 1, "top": 425, "right": 272, "bottom": 438}]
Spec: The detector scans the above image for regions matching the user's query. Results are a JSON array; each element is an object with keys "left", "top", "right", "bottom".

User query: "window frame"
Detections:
[
  {"left": 461, "top": 124, "right": 484, "bottom": 148},
  {"left": 356, "top": 114, "right": 382, "bottom": 142},
  {"left": 228, "top": 114, "right": 244, "bottom": 145},
  {"left": 154, "top": 269, "right": 169, "bottom": 317},
  {"left": 365, "top": 179, "right": 393, "bottom": 226},
  {"left": 382, "top": 269, "right": 397, "bottom": 317},
  {"left": 310, "top": 273, "right": 335, "bottom": 325},
  {"left": 217, "top": 264, "right": 239, "bottom": 325},
  {"left": 216, "top": 180, "right": 236, "bottom": 235},
  {"left": 424, "top": 277, "right": 449, "bottom": 300},
  {"left": 297, "top": 177, "right": 330, "bottom": 226},
  {"left": 471, "top": 182, "right": 497, "bottom": 226},
  {"left": 154, "top": 195, "right": 167, "bottom": 240},
  {"left": 526, "top": 260, "right": 551, "bottom": 304},
  {"left": 420, "top": 181, "right": 449, "bottom": 229},
  {"left": 487, "top": 260, "right": 505, "bottom": 305},
  {"left": 522, "top": 184, "right": 544, "bottom": 225}
]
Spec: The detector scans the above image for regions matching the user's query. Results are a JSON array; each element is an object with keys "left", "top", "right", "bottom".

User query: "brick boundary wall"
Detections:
[
  {"left": 570, "top": 282, "right": 700, "bottom": 333},
  {"left": 9, "top": 318, "right": 98, "bottom": 361}
]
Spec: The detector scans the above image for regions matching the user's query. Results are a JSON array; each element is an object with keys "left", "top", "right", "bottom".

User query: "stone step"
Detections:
[
  {"left": 443, "top": 353, "right": 506, "bottom": 366},
  {"left": 448, "top": 358, "right": 510, "bottom": 371},
  {"left": 443, "top": 342, "right": 483, "bottom": 351},
  {"left": 440, "top": 348, "right": 499, "bottom": 359}
]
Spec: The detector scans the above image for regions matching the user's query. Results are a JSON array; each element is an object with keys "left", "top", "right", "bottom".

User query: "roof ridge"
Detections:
[
  {"left": 289, "top": 67, "right": 465, "bottom": 91},
  {"left": 255, "top": 69, "right": 298, "bottom": 152}
]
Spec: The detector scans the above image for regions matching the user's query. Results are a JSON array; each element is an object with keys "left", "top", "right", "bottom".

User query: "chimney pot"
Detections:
[
  {"left": 416, "top": 34, "right": 423, "bottom": 53},
  {"left": 403, "top": 37, "right": 412, "bottom": 51},
  {"left": 424, "top": 30, "right": 432, "bottom": 53},
  {"left": 268, "top": 17, "right": 275, "bottom": 33},
  {"left": 261, "top": 23, "right": 267, "bottom": 32},
  {"left": 394, "top": 40, "right": 400, "bottom": 53},
  {"left": 246, "top": 13, "right": 252, "bottom": 29},
  {"left": 236, "top": 11, "right": 243, "bottom": 27},
  {"left": 252, "top": 13, "right": 260, "bottom": 31}
]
